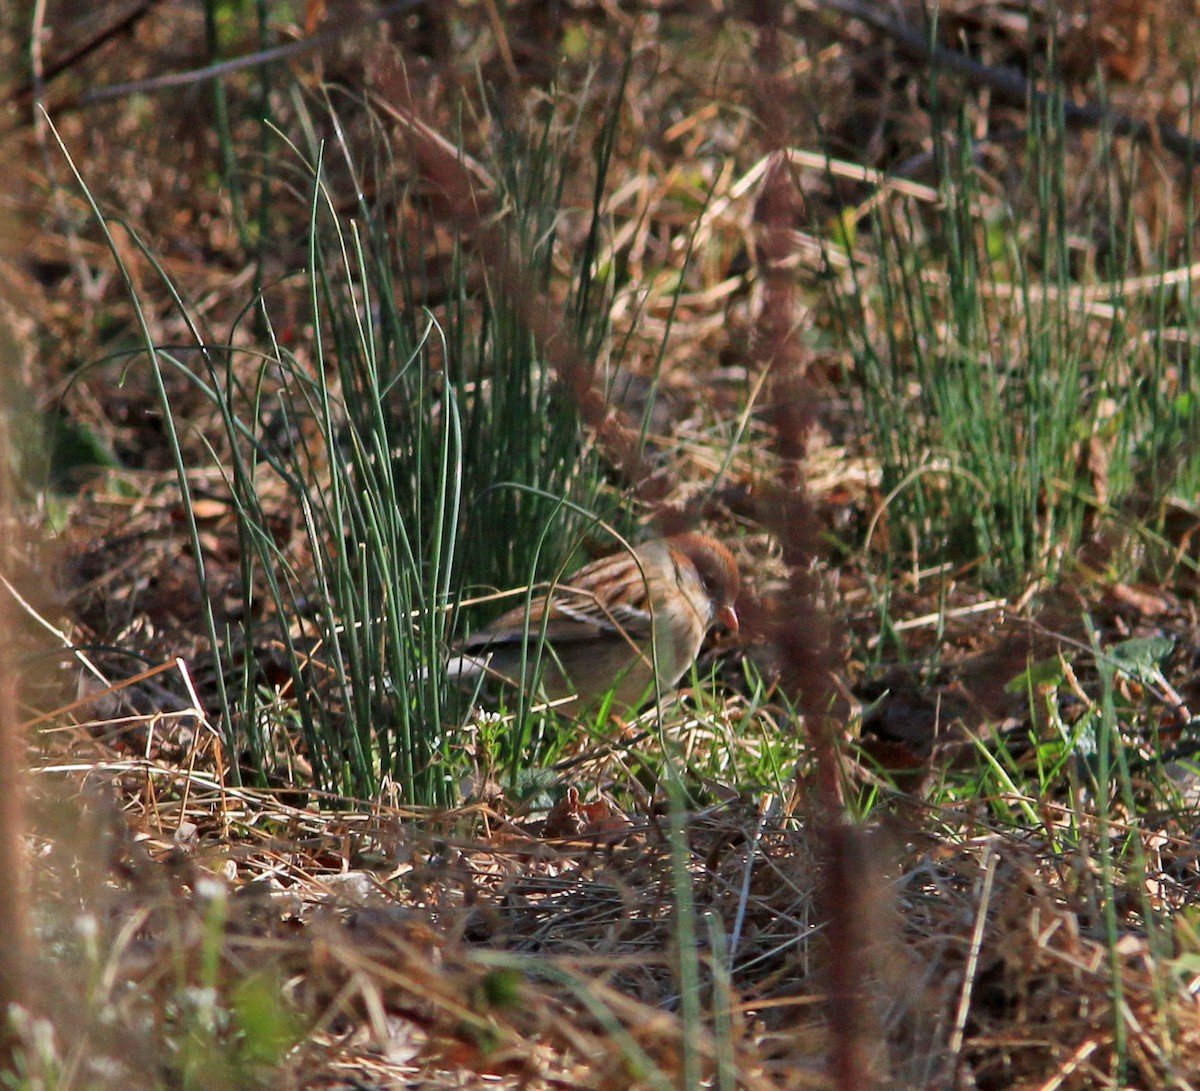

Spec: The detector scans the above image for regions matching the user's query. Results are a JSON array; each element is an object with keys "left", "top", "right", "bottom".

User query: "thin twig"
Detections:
[
  {"left": 5, "top": 0, "right": 162, "bottom": 112},
  {"left": 815, "top": 0, "right": 1200, "bottom": 167},
  {"left": 948, "top": 843, "right": 998, "bottom": 1075},
  {"left": 27, "top": 0, "right": 428, "bottom": 112}
]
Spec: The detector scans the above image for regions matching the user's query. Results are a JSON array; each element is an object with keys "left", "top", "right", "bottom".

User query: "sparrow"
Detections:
[{"left": 448, "top": 534, "right": 740, "bottom": 715}]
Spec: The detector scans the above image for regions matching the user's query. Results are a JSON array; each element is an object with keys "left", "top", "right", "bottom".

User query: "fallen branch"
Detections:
[
  {"left": 816, "top": 0, "right": 1200, "bottom": 167},
  {"left": 12, "top": 0, "right": 427, "bottom": 115}
]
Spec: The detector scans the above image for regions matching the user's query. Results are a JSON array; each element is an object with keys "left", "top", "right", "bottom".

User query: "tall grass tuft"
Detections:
[
  {"left": 56, "top": 82, "right": 623, "bottom": 805},
  {"left": 838, "top": 89, "right": 1200, "bottom": 597},
  {"left": 235, "top": 89, "right": 625, "bottom": 803}
]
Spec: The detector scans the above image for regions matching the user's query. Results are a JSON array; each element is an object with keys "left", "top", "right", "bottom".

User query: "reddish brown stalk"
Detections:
[
  {"left": 748, "top": 3, "right": 869, "bottom": 1089},
  {"left": 367, "top": 50, "right": 672, "bottom": 505},
  {"left": 0, "top": 322, "right": 28, "bottom": 1065}
]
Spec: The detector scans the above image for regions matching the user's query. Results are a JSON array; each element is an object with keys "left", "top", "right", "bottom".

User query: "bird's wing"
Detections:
[
  {"left": 463, "top": 590, "right": 652, "bottom": 649},
  {"left": 462, "top": 560, "right": 656, "bottom": 652}
]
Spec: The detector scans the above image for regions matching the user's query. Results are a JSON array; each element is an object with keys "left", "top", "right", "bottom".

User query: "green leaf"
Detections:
[
  {"left": 47, "top": 411, "right": 118, "bottom": 487},
  {"left": 1005, "top": 654, "right": 1067, "bottom": 694},
  {"left": 230, "top": 971, "right": 304, "bottom": 1065},
  {"left": 480, "top": 968, "right": 524, "bottom": 1010},
  {"left": 1107, "top": 636, "right": 1175, "bottom": 685},
  {"left": 828, "top": 208, "right": 857, "bottom": 251}
]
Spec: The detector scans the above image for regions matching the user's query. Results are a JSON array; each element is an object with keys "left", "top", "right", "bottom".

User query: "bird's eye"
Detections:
[{"left": 695, "top": 559, "right": 722, "bottom": 599}]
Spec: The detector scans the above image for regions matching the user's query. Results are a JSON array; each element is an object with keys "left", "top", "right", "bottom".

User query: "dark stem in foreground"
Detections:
[{"left": 750, "top": 3, "right": 869, "bottom": 1089}]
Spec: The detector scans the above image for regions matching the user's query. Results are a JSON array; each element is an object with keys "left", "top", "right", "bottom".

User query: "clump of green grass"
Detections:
[
  {"left": 50, "top": 78, "right": 628, "bottom": 806},
  {"left": 837, "top": 95, "right": 1200, "bottom": 599}
]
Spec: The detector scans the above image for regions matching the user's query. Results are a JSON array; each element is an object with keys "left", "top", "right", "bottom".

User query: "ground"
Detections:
[{"left": 3, "top": 1, "right": 1200, "bottom": 1088}]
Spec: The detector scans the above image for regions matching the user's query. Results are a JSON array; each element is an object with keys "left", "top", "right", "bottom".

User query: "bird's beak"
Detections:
[{"left": 717, "top": 603, "right": 739, "bottom": 633}]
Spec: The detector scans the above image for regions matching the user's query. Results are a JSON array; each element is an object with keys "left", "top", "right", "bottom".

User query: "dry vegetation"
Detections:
[{"left": 4, "top": 0, "right": 1200, "bottom": 1088}]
